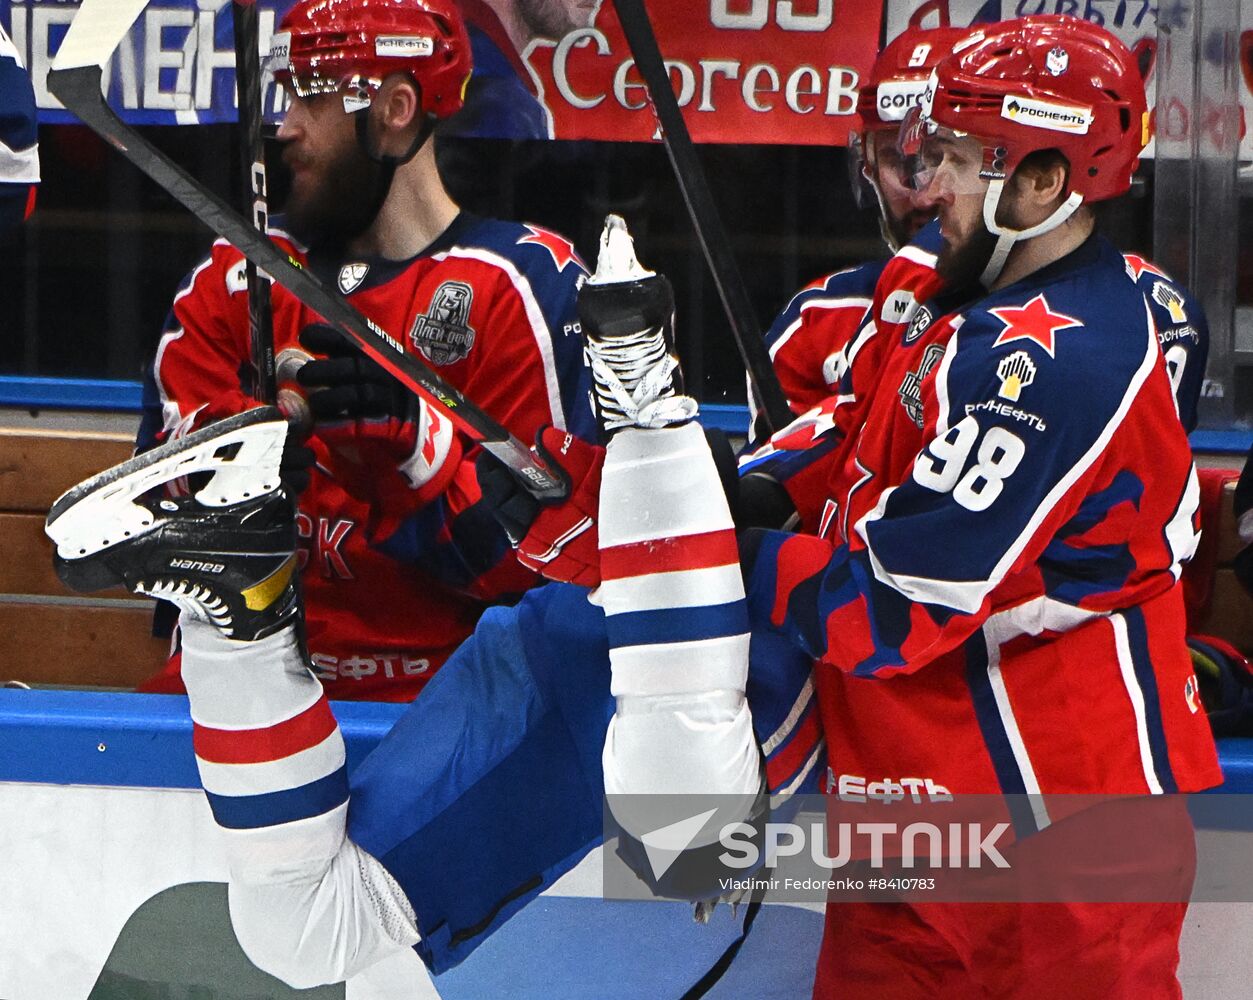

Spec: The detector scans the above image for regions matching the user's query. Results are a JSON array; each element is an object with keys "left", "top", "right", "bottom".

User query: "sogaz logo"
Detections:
[{"left": 876, "top": 80, "right": 928, "bottom": 122}]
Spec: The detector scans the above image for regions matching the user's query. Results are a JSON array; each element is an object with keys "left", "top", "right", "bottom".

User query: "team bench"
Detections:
[
  {"left": 0, "top": 426, "right": 168, "bottom": 688},
  {"left": 2, "top": 424, "right": 1251, "bottom": 690}
]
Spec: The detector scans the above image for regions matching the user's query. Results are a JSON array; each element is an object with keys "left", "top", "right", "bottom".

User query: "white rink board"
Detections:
[
  {"left": 0, "top": 781, "right": 440, "bottom": 1000},
  {"left": 1, "top": 779, "right": 1251, "bottom": 998}
]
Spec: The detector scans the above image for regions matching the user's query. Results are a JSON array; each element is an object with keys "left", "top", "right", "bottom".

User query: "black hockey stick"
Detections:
[
  {"left": 678, "top": 884, "right": 767, "bottom": 1000},
  {"left": 610, "top": 0, "right": 791, "bottom": 435},
  {"left": 232, "top": 0, "right": 276, "bottom": 403},
  {"left": 48, "top": 64, "right": 566, "bottom": 501}
]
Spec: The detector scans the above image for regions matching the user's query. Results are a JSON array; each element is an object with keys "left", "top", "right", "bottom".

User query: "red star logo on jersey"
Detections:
[
  {"left": 1123, "top": 253, "right": 1170, "bottom": 282},
  {"left": 517, "top": 225, "right": 583, "bottom": 272},
  {"left": 988, "top": 294, "right": 1082, "bottom": 358}
]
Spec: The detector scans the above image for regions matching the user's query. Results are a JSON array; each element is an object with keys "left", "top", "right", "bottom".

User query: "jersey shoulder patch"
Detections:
[{"left": 454, "top": 217, "right": 586, "bottom": 280}]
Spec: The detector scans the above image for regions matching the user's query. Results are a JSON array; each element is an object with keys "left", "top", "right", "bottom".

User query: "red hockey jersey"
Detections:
[
  {"left": 139, "top": 212, "right": 592, "bottom": 700},
  {"left": 746, "top": 233, "right": 1221, "bottom": 807}
]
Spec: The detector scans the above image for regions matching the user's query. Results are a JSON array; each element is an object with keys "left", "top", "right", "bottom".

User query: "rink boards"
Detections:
[{"left": 2, "top": 688, "right": 1253, "bottom": 1000}]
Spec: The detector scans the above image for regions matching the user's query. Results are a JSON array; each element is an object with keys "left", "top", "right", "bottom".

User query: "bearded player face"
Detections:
[
  {"left": 909, "top": 126, "right": 997, "bottom": 287},
  {"left": 276, "top": 91, "right": 389, "bottom": 248}
]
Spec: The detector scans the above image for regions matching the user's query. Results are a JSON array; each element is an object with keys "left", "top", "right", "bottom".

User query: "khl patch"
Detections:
[{"left": 410, "top": 281, "right": 476, "bottom": 365}]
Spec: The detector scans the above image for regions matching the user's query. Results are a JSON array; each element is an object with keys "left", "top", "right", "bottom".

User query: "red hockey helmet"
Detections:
[
  {"left": 268, "top": 0, "right": 472, "bottom": 120},
  {"left": 856, "top": 25, "right": 977, "bottom": 132},
  {"left": 921, "top": 14, "right": 1148, "bottom": 203}
]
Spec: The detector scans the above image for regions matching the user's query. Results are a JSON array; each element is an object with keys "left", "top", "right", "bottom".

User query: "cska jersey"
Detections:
[
  {"left": 140, "top": 211, "right": 593, "bottom": 700},
  {"left": 0, "top": 24, "right": 38, "bottom": 232},
  {"left": 742, "top": 224, "right": 948, "bottom": 535},
  {"left": 763, "top": 260, "right": 886, "bottom": 414},
  {"left": 1124, "top": 253, "right": 1209, "bottom": 433},
  {"left": 746, "top": 233, "right": 1221, "bottom": 812}
]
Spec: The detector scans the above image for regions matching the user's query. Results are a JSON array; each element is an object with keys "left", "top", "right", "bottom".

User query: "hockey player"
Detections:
[
  {"left": 0, "top": 23, "right": 38, "bottom": 235},
  {"left": 138, "top": 0, "right": 593, "bottom": 701},
  {"left": 762, "top": 25, "right": 968, "bottom": 417},
  {"left": 743, "top": 16, "right": 1221, "bottom": 996},
  {"left": 741, "top": 26, "right": 967, "bottom": 532},
  {"left": 48, "top": 216, "right": 777, "bottom": 986}
]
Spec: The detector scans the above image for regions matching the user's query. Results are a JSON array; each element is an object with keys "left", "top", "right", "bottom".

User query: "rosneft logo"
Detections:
[
  {"left": 1000, "top": 95, "right": 1093, "bottom": 134},
  {"left": 375, "top": 35, "right": 435, "bottom": 58}
]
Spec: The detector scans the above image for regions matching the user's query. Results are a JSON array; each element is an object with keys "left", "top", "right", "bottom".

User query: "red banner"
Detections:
[{"left": 519, "top": 2, "right": 883, "bottom": 146}]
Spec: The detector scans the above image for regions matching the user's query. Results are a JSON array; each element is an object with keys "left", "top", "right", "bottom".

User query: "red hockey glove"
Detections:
[{"left": 476, "top": 427, "right": 605, "bottom": 588}]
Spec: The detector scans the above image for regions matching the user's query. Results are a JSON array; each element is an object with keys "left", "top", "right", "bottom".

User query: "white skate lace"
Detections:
[
  {"left": 586, "top": 325, "right": 692, "bottom": 431},
  {"left": 140, "top": 578, "right": 234, "bottom": 633}
]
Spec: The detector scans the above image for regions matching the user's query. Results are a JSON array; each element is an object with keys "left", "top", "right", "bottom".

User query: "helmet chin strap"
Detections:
[
  {"left": 349, "top": 105, "right": 439, "bottom": 238},
  {"left": 979, "top": 178, "right": 1084, "bottom": 288},
  {"left": 870, "top": 178, "right": 903, "bottom": 254}
]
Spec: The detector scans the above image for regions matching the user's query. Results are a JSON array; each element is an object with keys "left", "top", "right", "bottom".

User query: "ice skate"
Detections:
[
  {"left": 578, "top": 215, "right": 698, "bottom": 437},
  {"left": 45, "top": 407, "right": 300, "bottom": 641}
]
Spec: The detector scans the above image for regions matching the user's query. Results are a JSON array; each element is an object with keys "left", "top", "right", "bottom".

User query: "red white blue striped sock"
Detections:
[
  {"left": 180, "top": 618, "right": 348, "bottom": 872},
  {"left": 597, "top": 423, "right": 760, "bottom": 808}
]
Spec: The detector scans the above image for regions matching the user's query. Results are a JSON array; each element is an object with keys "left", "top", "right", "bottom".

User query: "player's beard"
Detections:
[
  {"left": 881, "top": 207, "right": 934, "bottom": 253},
  {"left": 935, "top": 224, "right": 998, "bottom": 288},
  {"left": 282, "top": 135, "right": 390, "bottom": 250}
]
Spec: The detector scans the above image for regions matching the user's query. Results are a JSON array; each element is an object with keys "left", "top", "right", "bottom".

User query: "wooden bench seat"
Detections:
[{"left": 0, "top": 428, "right": 168, "bottom": 689}]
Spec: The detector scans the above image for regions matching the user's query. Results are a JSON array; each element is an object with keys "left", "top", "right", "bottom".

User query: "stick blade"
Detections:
[{"left": 50, "top": 0, "right": 147, "bottom": 72}]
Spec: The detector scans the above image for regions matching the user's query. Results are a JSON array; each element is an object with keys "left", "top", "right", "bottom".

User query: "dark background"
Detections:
[{"left": 0, "top": 123, "right": 1160, "bottom": 407}]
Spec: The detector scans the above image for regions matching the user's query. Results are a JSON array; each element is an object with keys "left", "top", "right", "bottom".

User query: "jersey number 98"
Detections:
[{"left": 913, "top": 416, "right": 1026, "bottom": 512}]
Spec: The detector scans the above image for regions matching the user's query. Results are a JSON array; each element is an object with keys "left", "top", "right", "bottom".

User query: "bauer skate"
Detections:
[
  {"left": 578, "top": 215, "right": 699, "bottom": 438},
  {"left": 45, "top": 407, "right": 301, "bottom": 641}
]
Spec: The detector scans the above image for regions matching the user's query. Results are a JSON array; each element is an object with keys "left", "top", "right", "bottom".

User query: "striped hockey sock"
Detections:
[
  {"left": 598, "top": 421, "right": 761, "bottom": 816},
  {"left": 180, "top": 617, "right": 349, "bottom": 876}
]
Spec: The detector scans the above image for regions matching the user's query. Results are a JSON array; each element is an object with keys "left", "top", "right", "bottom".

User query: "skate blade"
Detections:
[{"left": 45, "top": 407, "right": 288, "bottom": 560}]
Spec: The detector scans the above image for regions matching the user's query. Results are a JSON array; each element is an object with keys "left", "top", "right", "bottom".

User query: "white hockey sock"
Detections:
[
  {"left": 181, "top": 617, "right": 420, "bottom": 986},
  {"left": 180, "top": 616, "right": 349, "bottom": 877},
  {"left": 597, "top": 422, "right": 761, "bottom": 822}
]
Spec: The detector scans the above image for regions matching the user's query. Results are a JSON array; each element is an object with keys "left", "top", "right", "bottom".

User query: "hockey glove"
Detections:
[
  {"left": 280, "top": 438, "right": 316, "bottom": 497},
  {"left": 476, "top": 426, "right": 605, "bottom": 588},
  {"left": 297, "top": 323, "right": 459, "bottom": 531}
]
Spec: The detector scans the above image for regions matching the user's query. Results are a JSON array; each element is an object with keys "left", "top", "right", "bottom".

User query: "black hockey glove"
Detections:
[
  {"left": 280, "top": 437, "right": 315, "bottom": 497},
  {"left": 297, "top": 323, "right": 413, "bottom": 427},
  {"left": 295, "top": 323, "right": 459, "bottom": 526}
]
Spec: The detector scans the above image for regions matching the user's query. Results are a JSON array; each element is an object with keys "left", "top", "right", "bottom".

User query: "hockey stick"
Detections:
[
  {"left": 47, "top": 61, "right": 564, "bottom": 499},
  {"left": 232, "top": 0, "right": 276, "bottom": 404},
  {"left": 610, "top": 0, "right": 791, "bottom": 435}
]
